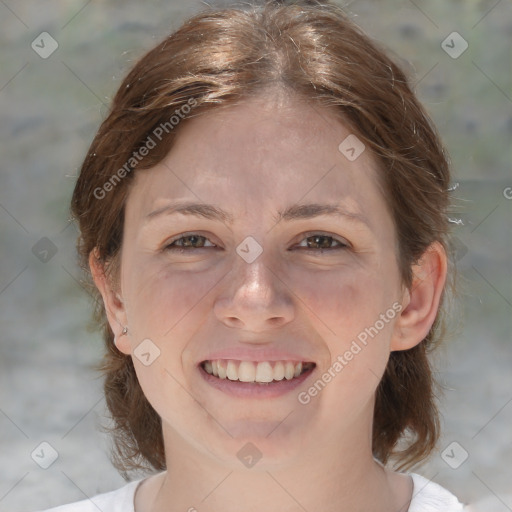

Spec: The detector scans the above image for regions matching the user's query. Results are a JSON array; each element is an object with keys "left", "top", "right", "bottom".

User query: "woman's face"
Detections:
[{"left": 111, "top": 92, "right": 410, "bottom": 467}]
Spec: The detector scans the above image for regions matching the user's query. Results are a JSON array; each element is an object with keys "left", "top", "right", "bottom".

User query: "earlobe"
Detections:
[
  {"left": 390, "top": 242, "right": 447, "bottom": 352},
  {"left": 89, "top": 248, "right": 131, "bottom": 354}
]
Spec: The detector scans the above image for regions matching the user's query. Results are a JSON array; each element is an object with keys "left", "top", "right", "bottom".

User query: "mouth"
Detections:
[{"left": 200, "top": 359, "right": 316, "bottom": 384}]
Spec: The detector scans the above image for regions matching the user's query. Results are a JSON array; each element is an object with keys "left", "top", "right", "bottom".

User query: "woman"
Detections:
[{"left": 40, "top": 0, "right": 467, "bottom": 510}]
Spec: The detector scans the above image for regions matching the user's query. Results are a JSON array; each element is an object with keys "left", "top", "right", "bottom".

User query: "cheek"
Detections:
[
  {"left": 123, "top": 266, "right": 212, "bottom": 418},
  {"left": 294, "top": 267, "right": 396, "bottom": 387},
  {"left": 124, "top": 260, "right": 216, "bottom": 340},
  {"left": 292, "top": 266, "right": 389, "bottom": 338},
  {"left": 131, "top": 353, "right": 201, "bottom": 435}
]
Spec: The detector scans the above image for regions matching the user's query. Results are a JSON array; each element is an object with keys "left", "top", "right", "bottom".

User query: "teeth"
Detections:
[
  {"left": 238, "top": 361, "right": 256, "bottom": 382},
  {"left": 273, "top": 361, "right": 285, "bottom": 381},
  {"left": 202, "top": 360, "right": 313, "bottom": 383},
  {"left": 284, "top": 362, "right": 295, "bottom": 380},
  {"left": 226, "top": 360, "right": 237, "bottom": 380},
  {"left": 255, "top": 361, "right": 274, "bottom": 383},
  {"left": 217, "top": 361, "right": 227, "bottom": 379}
]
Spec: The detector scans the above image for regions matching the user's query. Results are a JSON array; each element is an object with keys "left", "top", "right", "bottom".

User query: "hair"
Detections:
[{"left": 71, "top": 0, "right": 456, "bottom": 477}]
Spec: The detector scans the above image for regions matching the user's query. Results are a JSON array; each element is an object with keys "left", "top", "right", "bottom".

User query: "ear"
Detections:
[
  {"left": 390, "top": 241, "right": 448, "bottom": 351},
  {"left": 89, "top": 248, "right": 131, "bottom": 355}
]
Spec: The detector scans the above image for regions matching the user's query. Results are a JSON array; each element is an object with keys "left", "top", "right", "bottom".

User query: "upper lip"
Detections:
[{"left": 198, "top": 347, "right": 316, "bottom": 365}]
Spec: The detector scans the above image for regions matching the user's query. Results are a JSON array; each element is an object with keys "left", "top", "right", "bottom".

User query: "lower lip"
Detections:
[{"left": 198, "top": 364, "right": 316, "bottom": 398}]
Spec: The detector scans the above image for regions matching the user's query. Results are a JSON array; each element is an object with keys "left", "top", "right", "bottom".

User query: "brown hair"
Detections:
[{"left": 71, "top": 0, "right": 456, "bottom": 477}]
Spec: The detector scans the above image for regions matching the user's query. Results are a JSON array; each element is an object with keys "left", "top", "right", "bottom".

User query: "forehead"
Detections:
[{"left": 125, "top": 94, "right": 387, "bottom": 226}]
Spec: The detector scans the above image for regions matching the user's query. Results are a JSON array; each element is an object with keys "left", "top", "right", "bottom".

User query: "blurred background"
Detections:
[{"left": 0, "top": 0, "right": 511, "bottom": 510}]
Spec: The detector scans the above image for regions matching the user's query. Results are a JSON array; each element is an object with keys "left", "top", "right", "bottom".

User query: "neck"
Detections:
[{"left": 138, "top": 415, "right": 412, "bottom": 512}]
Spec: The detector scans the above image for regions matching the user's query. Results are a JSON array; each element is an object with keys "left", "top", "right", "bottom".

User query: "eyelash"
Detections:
[{"left": 163, "top": 232, "right": 350, "bottom": 253}]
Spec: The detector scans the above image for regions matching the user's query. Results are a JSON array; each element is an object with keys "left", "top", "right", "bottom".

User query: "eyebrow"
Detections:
[{"left": 144, "top": 201, "right": 370, "bottom": 227}]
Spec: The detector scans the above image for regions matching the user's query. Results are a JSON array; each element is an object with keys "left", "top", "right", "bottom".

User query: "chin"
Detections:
[{"left": 202, "top": 418, "right": 306, "bottom": 469}]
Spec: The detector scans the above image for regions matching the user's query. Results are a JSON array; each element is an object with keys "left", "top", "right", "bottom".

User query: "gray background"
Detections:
[{"left": 0, "top": 0, "right": 511, "bottom": 510}]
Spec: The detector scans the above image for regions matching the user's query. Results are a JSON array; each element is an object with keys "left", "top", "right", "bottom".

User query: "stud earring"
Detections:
[{"left": 114, "top": 326, "right": 128, "bottom": 348}]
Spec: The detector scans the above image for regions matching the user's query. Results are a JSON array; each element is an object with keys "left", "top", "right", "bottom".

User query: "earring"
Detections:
[{"left": 114, "top": 326, "right": 128, "bottom": 348}]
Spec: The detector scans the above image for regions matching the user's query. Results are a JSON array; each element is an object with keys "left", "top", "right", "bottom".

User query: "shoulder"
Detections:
[
  {"left": 34, "top": 479, "right": 143, "bottom": 512},
  {"left": 409, "top": 473, "right": 466, "bottom": 512}
]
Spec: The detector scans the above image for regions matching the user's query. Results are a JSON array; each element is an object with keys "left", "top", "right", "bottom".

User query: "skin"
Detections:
[{"left": 91, "top": 88, "right": 447, "bottom": 512}]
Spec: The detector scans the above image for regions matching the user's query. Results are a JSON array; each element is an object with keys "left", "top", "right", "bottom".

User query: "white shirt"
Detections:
[{"left": 37, "top": 472, "right": 466, "bottom": 511}]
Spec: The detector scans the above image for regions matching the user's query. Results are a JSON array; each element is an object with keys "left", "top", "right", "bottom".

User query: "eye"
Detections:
[
  {"left": 164, "top": 233, "right": 216, "bottom": 252},
  {"left": 163, "top": 232, "right": 350, "bottom": 254},
  {"left": 295, "top": 233, "right": 350, "bottom": 251}
]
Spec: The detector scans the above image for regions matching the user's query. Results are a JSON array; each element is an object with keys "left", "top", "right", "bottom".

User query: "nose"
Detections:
[{"left": 213, "top": 255, "right": 295, "bottom": 333}]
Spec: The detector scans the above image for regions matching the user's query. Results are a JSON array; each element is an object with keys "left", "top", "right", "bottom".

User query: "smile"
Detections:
[{"left": 201, "top": 359, "right": 316, "bottom": 383}]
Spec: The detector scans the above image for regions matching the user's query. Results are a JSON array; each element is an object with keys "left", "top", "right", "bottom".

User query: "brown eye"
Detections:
[
  {"left": 164, "top": 234, "right": 216, "bottom": 251},
  {"left": 296, "top": 233, "right": 350, "bottom": 251},
  {"left": 162, "top": 232, "right": 350, "bottom": 254}
]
